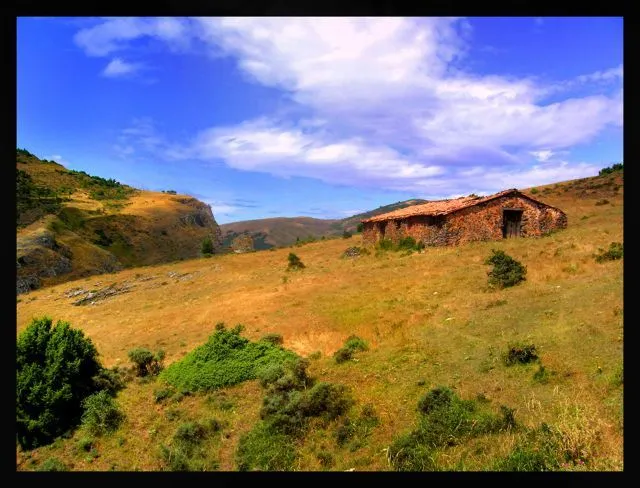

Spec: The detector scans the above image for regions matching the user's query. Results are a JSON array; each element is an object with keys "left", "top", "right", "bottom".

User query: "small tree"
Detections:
[
  {"left": 128, "top": 348, "right": 165, "bottom": 377},
  {"left": 201, "top": 236, "right": 214, "bottom": 256},
  {"left": 287, "top": 252, "right": 305, "bottom": 270},
  {"left": 17, "top": 317, "right": 103, "bottom": 449},
  {"left": 484, "top": 249, "right": 527, "bottom": 288}
]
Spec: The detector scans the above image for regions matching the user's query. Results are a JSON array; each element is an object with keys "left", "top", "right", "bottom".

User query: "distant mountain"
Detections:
[
  {"left": 219, "top": 199, "right": 429, "bottom": 249},
  {"left": 16, "top": 148, "right": 224, "bottom": 294}
]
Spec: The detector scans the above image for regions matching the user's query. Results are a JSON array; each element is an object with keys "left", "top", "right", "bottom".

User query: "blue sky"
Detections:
[{"left": 17, "top": 17, "right": 623, "bottom": 224}]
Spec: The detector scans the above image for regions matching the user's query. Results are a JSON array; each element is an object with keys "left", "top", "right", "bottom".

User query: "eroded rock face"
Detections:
[{"left": 175, "top": 197, "right": 224, "bottom": 252}]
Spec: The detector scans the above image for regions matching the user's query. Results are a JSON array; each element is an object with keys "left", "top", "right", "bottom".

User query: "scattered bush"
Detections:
[
  {"left": 260, "top": 333, "right": 284, "bottom": 346},
  {"left": 37, "top": 457, "right": 68, "bottom": 471},
  {"left": 334, "top": 335, "right": 369, "bottom": 364},
  {"left": 201, "top": 236, "right": 214, "bottom": 256},
  {"left": 77, "top": 436, "right": 95, "bottom": 452},
  {"left": 160, "top": 420, "right": 220, "bottom": 471},
  {"left": 594, "top": 242, "right": 623, "bottom": 263},
  {"left": 503, "top": 343, "right": 539, "bottom": 366},
  {"left": 154, "top": 386, "right": 176, "bottom": 403},
  {"left": 389, "top": 386, "right": 516, "bottom": 471},
  {"left": 81, "top": 390, "right": 125, "bottom": 436},
  {"left": 287, "top": 252, "right": 305, "bottom": 270},
  {"left": 17, "top": 317, "right": 103, "bottom": 449},
  {"left": 160, "top": 323, "right": 297, "bottom": 392},
  {"left": 485, "top": 249, "right": 527, "bottom": 288},
  {"left": 533, "top": 365, "right": 555, "bottom": 384},
  {"left": 598, "top": 163, "right": 623, "bottom": 176},
  {"left": 128, "top": 348, "right": 165, "bottom": 377},
  {"left": 236, "top": 422, "right": 297, "bottom": 471},
  {"left": 237, "top": 358, "right": 353, "bottom": 470}
]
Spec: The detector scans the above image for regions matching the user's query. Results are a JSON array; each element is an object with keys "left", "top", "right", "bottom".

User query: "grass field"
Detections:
[{"left": 16, "top": 172, "right": 623, "bottom": 471}]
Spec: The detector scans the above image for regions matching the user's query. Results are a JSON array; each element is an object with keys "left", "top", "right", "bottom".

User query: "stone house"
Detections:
[{"left": 361, "top": 189, "right": 567, "bottom": 247}]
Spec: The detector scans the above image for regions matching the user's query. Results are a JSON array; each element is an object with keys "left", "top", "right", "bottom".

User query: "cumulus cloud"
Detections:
[
  {"left": 75, "top": 17, "right": 621, "bottom": 197},
  {"left": 102, "top": 57, "right": 143, "bottom": 77}
]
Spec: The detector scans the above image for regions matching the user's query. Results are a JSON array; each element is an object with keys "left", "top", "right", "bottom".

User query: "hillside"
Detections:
[
  {"left": 16, "top": 149, "right": 224, "bottom": 294},
  {"left": 16, "top": 169, "right": 623, "bottom": 471},
  {"left": 220, "top": 199, "right": 429, "bottom": 249}
]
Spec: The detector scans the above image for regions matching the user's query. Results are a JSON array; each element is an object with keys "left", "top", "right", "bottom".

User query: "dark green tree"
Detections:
[{"left": 17, "top": 317, "right": 103, "bottom": 449}]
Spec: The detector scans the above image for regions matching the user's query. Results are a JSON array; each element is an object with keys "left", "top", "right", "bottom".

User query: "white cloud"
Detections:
[
  {"left": 102, "top": 57, "right": 143, "bottom": 77},
  {"left": 77, "top": 17, "right": 621, "bottom": 196}
]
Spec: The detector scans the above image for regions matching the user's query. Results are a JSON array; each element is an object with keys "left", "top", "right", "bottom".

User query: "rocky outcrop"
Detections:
[{"left": 174, "top": 197, "right": 224, "bottom": 252}]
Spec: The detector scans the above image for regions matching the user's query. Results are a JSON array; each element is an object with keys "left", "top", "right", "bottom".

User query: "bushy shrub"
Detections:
[
  {"left": 81, "top": 390, "right": 125, "bottom": 436},
  {"left": 160, "top": 324, "right": 297, "bottom": 392},
  {"left": 388, "top": 386, "right": 517, "bottom": 471},
  {"left": 334, "top": 335, "right": 369, "bottom": 364},
  {"left": 128, "top": 348, "right": 165, "bottom": 377},
  {"left": 594, "top": 242, "right": 623, "bottom": 263},
  {"left": 287, "top": 252, "right": 305, "bottom": 270},
  {"left": 201, "top": 236, "right": 214, "bottom": 256},
  {"left": 160, "top": 420, "right": 220, "bottom": 471},
  {"left": 598, "top": 163, "right": 623, "bottom": 176},
  {"left": 503, "top": 343, "right": 539, "bottom": 366},
  {"left": 17, "top": 317, "right": 103, "bottom": 449},
  {"left": 37, "top": 457, "right": 68, "bottom": 471},
  {"left": 485, "top": 249, "right": 527, "bottom": 288},
  {"left": 260, "top": 333, "right": 284, "bottom": 346}
]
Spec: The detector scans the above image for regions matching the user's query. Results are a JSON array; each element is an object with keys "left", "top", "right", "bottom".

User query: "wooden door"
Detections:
[{"left": 503, "top": 210, "right": 522, "bottom": 238}]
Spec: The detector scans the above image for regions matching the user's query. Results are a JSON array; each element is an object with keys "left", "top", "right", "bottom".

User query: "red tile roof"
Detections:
[{"left": 362, "top": 189, "right": 526, "bottom": 223}]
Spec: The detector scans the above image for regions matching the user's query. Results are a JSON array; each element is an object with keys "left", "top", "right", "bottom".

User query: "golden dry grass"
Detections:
[{"left": 16, "top": 174, "right": 623, "bottom": 471}]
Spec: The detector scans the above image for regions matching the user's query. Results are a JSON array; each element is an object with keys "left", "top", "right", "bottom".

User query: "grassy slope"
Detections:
[
  {"left": 17, "top": 152, "right": 223, "bottom": 290},
  {"left": 16, "top": 172, "right": 623, "bottom": 471},
  {"left": 220, "top": 199, "right": 430, "bottom": 249}
]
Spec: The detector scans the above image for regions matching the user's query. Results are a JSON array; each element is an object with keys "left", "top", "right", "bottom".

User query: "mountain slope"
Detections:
[
  {"left": 220, "top": 199, "right": 429, "bottom": 248},
  {"left": 16, "top": 149, "right": 224, "bottom": 293},
  {"left": 16, "top": 168, "right": 623, "bottom": 471}
]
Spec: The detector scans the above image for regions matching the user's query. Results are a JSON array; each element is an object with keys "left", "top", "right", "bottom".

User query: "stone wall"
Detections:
[{"left": 362, "top": 194, "right": 567, "bottom": 247}]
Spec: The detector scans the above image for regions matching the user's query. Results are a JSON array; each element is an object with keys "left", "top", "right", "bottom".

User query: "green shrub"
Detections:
[
  {"left": 485, "top": 249, "right": 527, "bottom": 288},
  {"left": 334, "top": 335, "right": 369, "bottom": 364},
  {"left": 503, "top": 343, "right": 539, "bottom": 366},
  {"left": 17, "top": 317, "right": 103, "bottom": 449},
  {"left": 160, "top": 420, "right": 220, "bottom": 471},
  {"left": 160, "top": 324, "right": 297, "bottom": 392},
  {"left": 237, "top": 358, "right": 352, "bottom": 469},
  {"left": 154, "top": 386, "right": 175, "bottom": 403},
  {"left": 201, "top": 236, "right": 214, "bottom": 256},
  {"left": 77, "top": 436, "right": 95, "bottom": 452},
  {"left": 494, "top": 423, "right": 568, "bottom": 471},
  {"left": 260, "top": 333, "right": 284, "bottom": 346},
  {"left": 598, "top": 163, "right": 623, "bottom": 176},
  {"left": 37, "top": 457, "right": 68, "bottom": 471},
  {"left": 287, "top": 252, "right": 305, "bottom": 270},
  {"left": 236, "top": 422, "right": 298, "bottom": 471},
  {"left": 594, "top": 242, "right": 623, "bottom": 263},
  {"left": 128, "top": 348, "right": 165, "bottom": 377},
  {"left": 388, "top": 386, "right": 516, "bottom": 471},
  {"left": 81, "top": 390, "right": 125, "bottom": 436}
]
